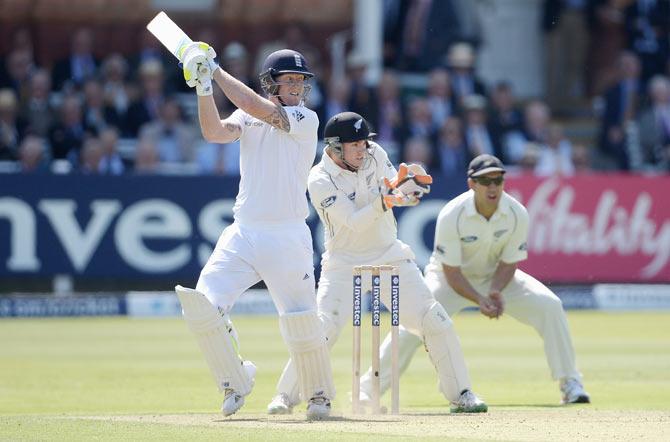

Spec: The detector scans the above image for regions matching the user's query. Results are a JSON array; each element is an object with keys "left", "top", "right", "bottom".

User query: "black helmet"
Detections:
[
  {"left": 259, "top": 49, "right": 313, "bottom": 97},
  {"left": 324, "top": 112, "right": 376, "bottom": 144}
]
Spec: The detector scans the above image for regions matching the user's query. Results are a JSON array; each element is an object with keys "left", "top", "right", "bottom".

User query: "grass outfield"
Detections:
[{"left": 1, "top": 311, "right": 669, "bottom": 440}]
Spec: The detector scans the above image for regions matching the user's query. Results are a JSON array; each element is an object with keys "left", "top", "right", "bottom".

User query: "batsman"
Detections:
[
  {"left": 154, "top": 18, "right": 335, "bottom": 418},
  {"left": 267, "top": 112, "right": 487, "bottom": 414}
]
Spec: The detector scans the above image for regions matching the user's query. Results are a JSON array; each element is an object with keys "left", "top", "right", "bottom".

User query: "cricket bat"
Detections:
[{"left": 146, "top": 11, "right": 193, "bottom": 60}]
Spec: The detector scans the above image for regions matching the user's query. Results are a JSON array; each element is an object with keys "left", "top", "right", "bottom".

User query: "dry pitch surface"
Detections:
[{"left": 75, "top": 409, "right": 668, "bottom": 441}]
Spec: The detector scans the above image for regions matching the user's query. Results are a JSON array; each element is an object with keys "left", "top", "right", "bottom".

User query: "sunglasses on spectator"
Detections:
[{"left": 473, "top": 176, "right": 504, "bottom": 186}]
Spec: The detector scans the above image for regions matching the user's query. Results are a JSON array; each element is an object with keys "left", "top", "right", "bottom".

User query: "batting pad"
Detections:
[
  {"left": 422, "top": 302, "right": 472, "bottom": 402},
  {"left": 175, "top": 285, "right": 254, "bottom": 396},
  {"left": 279, "top": 310, "right": 336, "bottom": 402}
]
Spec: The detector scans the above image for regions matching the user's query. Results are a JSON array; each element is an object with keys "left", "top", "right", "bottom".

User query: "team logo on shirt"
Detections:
[
  {"left": 461, "top": 235, "right": 478, "bottom": 243},
  {"left": 494, "top": 229, "right": 508, "bottom": 238},
  {"left": 435, "top": 245, "right": 446, "bottom": 255},
  {"left": 293, "top": 110, "right": 305, "bottom": 122},
  {"left": 519, "top": 242, "right": 528, "bottom": 251},
  {"left": 321, "top": 195, "right": 337, "bottom": 208},
  {"left": 348, "top": 192, "right": 356, "bottom": 201}
]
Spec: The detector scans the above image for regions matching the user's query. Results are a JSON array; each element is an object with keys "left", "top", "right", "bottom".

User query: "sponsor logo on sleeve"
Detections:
[
  {"left": 321, "top": 195, "right": 337, "bottom": 208},
  {"left": 293, "top": 110, "right": 305, "bottom": 122},
  {"left": 519, "top": 242, "right": 528, "bottom": 251},
  {"left": 386, "top": 160, "right": 392, "bottom": 168},
  {"left": 461, "top": 235, "right": 478, "bottom": 243},
  {"left": 494, "top": 229, "right": 508, "bottom": 238}
]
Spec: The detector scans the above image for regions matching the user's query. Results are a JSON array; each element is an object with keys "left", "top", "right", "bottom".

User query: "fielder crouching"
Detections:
[{"left": 267, "top": 112, "right": 487, "bottom": 414}]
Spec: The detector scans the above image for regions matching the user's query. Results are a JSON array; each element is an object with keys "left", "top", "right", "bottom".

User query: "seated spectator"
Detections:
[
  {"left": 82, "top": 78, "right": 123, "bottom": 133},
  {"left": 598, "top": 51, "right": 642, "bottom": 170},
  {"left": 124, "top": 60, "right": 166, "bottom": 137},
  {"left": 488, "top": 81, "right": 523, "bottom": 161},
  {"left": 98, "top": 126, "right": 125, "bottom": 175},
  {"left": 101, "top": 53, "right": 131, "bottom": 116},
  {"left": 79, "top": 137, "right": 103, "bottom": 174},
  {"left": 323, "top": 76, "right": 351, "bottom": 126},
  {"left": 369, "top": 70, "right": 405, "bottom": 162},
  {"left": 535, "top": 123, "right": 575, "bottom": 176},
  {"left": 0, "top": 27, "right": 34, "bottom": 89},
  {"left": 133, "top": 136, "right": 160, "bottom": 173},
  {"left": 405, "top": 97, "right": 434, "bottom": 141},
  {"left": 139, "top": 97, "right": 195, "bottom": 164},
  {"left": 517, "top": 142, "right": 541, "bottom": 173},
  {"left": 17, "top": 136, "right": 49, "bottom": 173},
  {"left": 434, "top": 116, "right": 469, "bottom": 176},
  {"left": 196, "top": 140, "right": 240, "bottom": 176},
  {"left": 504, "top": 100, "right": 552, "bottom": 165},
  {"left": 130, "top": 29, "right": 182, "bottom": 93},
  {"left": 0, "top": 49, "right": 34, "bottom": 102},
  {"left": 0, "top": 88, "right": 25, "bottom": 160},
  {"left": 446, "top": 42, "right": 486, "bottom": 106},
  {"left": 638, "top": 75, "right": 670, "bottom": 169},
  {"left": 48, "top": 94, "right": 97, "bottom": 162},
  {"left": 571, "top": 144, "right": 593, "bottom": 173},
  {"left": 346, "top": 52, "right": 375, "bottom": 120},
  {"left": 402, "top": 136, "right": 434, "bottom": 172},
  {"left": 19, "top": 68, "right": 55, "bottom": 137},
  {"left": 52, "top": 28, "right": 99, "bottom": 92},
  {"left": 462, "top": 94, "right": 500, "bottom": 158},
  {"left": 426, "top": 67, "right": 457, "bottom": 132},
  {"left": 217, "top": 42, "right": 252, "bottom": 115}
]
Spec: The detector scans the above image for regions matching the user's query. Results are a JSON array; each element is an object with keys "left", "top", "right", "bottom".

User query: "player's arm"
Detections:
[
  {"left": 198, "top": 96, "right": 242, "bottom": 143},
  {"left": 212, "top": 68, "right": 290, "bottom": 132}
]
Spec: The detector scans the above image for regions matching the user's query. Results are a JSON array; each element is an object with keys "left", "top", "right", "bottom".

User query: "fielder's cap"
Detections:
[
  {"left": 468, "top": 154, "right": 506, "bottom": 177},
  {"left": 324, "top": 111, "right": 376, "bottom": 143}
]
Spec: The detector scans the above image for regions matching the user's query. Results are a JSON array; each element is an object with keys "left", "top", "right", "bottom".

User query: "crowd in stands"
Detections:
[{"left": 1, "top": 0, "right": 669, "bottom": 177}]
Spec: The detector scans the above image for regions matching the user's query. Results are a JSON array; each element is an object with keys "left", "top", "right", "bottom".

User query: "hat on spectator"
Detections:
[
  {"left": 447, "top": 42, "right": 475, "bottom": 69},
  {"left": 463, "top": 94, "right": 487, "bottom": 110},
  {"left": 468, "top": 154, "right": 506, "bottom": 177}
]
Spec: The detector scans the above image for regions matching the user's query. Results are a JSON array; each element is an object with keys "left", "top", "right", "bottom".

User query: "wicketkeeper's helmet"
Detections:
[{"left": 324, "top": 112, "right": 376, "bottom": 169}]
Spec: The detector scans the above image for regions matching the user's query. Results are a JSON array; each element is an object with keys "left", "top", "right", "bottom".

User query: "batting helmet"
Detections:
[{"left": 259, "top": 49, "right": 313, "bottom": 97}]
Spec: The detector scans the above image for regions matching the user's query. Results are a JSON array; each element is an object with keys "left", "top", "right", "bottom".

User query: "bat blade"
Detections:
[{"left": 146, "top": 11, "right": 192, "bottom": 59}]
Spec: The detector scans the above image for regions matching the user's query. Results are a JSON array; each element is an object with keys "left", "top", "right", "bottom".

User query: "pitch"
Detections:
[{"left": 1, "top": 311, "right": 669, "bottom": 440}]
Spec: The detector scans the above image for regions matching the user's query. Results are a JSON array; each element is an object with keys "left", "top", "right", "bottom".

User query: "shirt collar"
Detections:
[{"left": 464, "top": 189, "right": 511, "bottom": 219}]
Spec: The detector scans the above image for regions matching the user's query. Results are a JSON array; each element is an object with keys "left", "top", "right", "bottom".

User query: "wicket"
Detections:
[{"left": 352, "top": 265, "right": 400, "bottom": 414}]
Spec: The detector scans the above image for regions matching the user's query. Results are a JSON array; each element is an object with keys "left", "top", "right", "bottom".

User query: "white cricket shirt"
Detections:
[
  {"left": 227, "top": 106, "right": 318, "bottom": 224},
  {"left": 428, "top": 190, "right": 529, "bottom": 280},
  {"left": 308, "top": 142, "right": 415, "bottom": 270}
]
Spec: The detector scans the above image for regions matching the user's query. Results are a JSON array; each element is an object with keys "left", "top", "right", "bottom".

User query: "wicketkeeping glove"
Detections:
[
  {"left": 178, "top": 41, "right": 218, "bottom": 96},
  {"left": 379, "top": 177, "right": 421, "bottom": 210},
  {"left": 384, "top": 163, "right": 433, "bottom": 198}
]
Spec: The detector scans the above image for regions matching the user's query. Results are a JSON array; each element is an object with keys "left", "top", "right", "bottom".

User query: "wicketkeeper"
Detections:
[{"left": 267, "top": 112, "right": 487, "bottom": 414}]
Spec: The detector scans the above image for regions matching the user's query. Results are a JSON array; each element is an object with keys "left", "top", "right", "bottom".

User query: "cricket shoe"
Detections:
[
  {"left": 267, "top": 393, "right": 294, "bottom": 415},
  {"left": 306, "top": 394, "right": 331, "bottom": 420},
  {"left": 221, "top": 361, "right": 257, "bottom": 417},
  {"left": 450, "top": 390, "right": 488, "bottom": 413},
  {"left": 560, "top": 377, "right": 590, "bottom": 404}
]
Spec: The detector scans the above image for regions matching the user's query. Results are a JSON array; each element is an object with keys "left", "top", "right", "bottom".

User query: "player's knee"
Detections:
[
  {"left": 279, "top": 310, "right": 327, "bottom": 352},
  {"left": 421, "top": 302, "right": 454, "bottom": 336}
]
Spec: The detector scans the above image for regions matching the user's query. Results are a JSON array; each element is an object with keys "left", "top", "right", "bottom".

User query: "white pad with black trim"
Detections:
[
  {"left": 175, "top": 285, "right": 254, "bottom": 396},
  {"left": 422, "top": 302, "right": 472, "bottom": 402},
  {"left": 279, "top": 310, "right": 336, "bottom": 402}
]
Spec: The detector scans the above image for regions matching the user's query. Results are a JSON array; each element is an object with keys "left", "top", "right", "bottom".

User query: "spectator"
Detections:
[
  {"left": 598, "top": 51, "right": 642, "bottom": 169},
  {"left": 101, "top": 53, "right": 131, "bottom": 116},
  {"left": 426, "top": 67, "right": 457, "bottom": 132},
  {"left": 124, "top": 60, "right": 166, "bottom": 137},
  {"left": 585, "top": 0, "right": 626, "bottom": 96},
  {"left": 345, "top": 52, "right": 375, "bottom": 121},
  {"left": 133, "top": 136, "right": 160, "bottom": 173},
  {"left": 535, "top": 123, "right": 575, "bottom": 176},
  {"left": 79, "top": 137, "right": 103, "bottom": 174},
  {"left": 402, "top": 136, "right": 434, "bottom": 172},
  {"left": 638, "top": 75, "right": 670, "bottom": 169},
  {"left": 624, "top": 0, "right": 670, "bottom": 87},
  {"left": 52, "top": 28, "right": 99, "bottom": 92},
  {"left": 48, "top": 94, "right": 96, "bottom": 162},
  {"left": 0, "top": 88, "right": 25, "bottom": 160},
  {"left": 138, "top": 97, "right": 195, "bottom": 164},
  {"left": 368, "top": 70, "right": 405, "bottom": 161},
  {"left": 505, "top": 100, "right": 552, "bottom": 165},
  {"left": 82, "top": 78, "right": 123, "bottom": 133},
  {"left": 462, "top": 94, "right": 500, "bottom": 158},
  {"left": 517, "top": 142, "right": 541, "bottom": 173},
  {"left": 253, "top": 22, "right": 319, "bottom": 77},
  {"left": 446, "top": 42, "right": 486, "bottom": 105},
  {"left": 434, "top": 116, "right": 468, "bottom": 176},
  {"left": 196, "top": 140, "right": 240, "bottom": 176},
  {"left": 323, "top": 76, "right": 351, "bottom": 126},
  {"left": 19, "top": 69, "right": 55, "bottom": 137},
  {"left": 0, "top": 27, "right": 34, "bottom": 89},
  {"left": 571, "top": 144, "right": 592, "bottom": 173},
  {"left": 98, "top": 126, "right": 125, "bottom": 175},
  {"left": 405, "top": 96, "right": 434, "bottom": 140},
  {"left": 488, "top": 81, "right": 523, "bottom": 162},
  {"left": 0, "top": 49, "right": 34, "bottom": 102},
  {"left": 17, "top": 136, "right": 49, "bottom": 173},
  {"left": 218, "top": 42, "right": 253, "bottom": 112}
]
